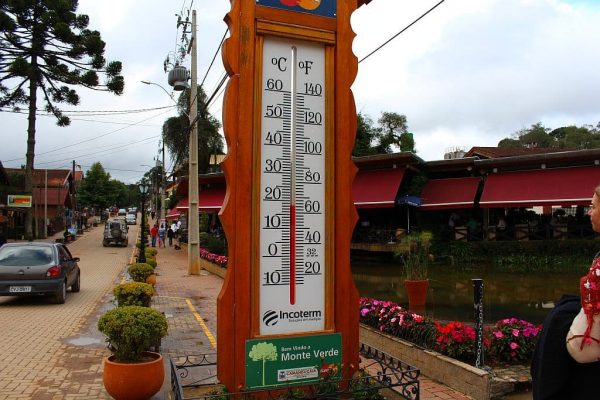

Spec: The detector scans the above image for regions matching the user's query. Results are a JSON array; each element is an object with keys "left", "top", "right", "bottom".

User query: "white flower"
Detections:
[{"left": 585, "top": 280, "right": 592, "bottom": 289}]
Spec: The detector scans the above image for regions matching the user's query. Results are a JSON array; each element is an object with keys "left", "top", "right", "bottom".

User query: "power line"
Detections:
[
  {"left": 0, "top": 105, "right": 175, "bottom": 116},
  {"left": 200, "top": 29, "right": 228, "bottom": 89},
  {"left": 358, "top": 0, "right": 446, "bottom": 64}
]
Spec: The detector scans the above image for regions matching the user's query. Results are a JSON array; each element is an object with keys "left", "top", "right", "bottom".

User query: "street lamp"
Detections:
[{"left": 138, "top": 180, "right": 150, "bottom": 264}]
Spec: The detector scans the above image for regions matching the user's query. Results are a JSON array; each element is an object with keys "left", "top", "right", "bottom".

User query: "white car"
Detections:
[{"left": 125, "top": 214, "right": 136, "bottom": 225}]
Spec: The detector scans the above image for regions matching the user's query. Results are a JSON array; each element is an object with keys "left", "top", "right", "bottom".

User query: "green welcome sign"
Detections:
[{"left": 245, "top": 333, "right": 342, "bottom": 389}]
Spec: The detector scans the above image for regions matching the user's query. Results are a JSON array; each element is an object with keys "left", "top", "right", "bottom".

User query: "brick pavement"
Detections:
[{"left": 0, "top": 220, "right": 492, "bottom": 399}]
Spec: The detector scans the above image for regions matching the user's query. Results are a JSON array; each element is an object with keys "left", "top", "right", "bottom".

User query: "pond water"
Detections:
[{"left": 351, "top": 258, "right": 583, "bottom": 324}]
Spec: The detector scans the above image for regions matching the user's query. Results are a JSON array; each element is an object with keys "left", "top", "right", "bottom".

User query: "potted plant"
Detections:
[
  {"left": 113, "top": 282, "right": 154, "bottom": 307},
  {"left": 127, "top": 263, "right": 156, "bottom": 286},
  {"left": 98, "top": 305, "right": 168, "bottom": 400},
  {"left": 397, "top": 231, "right": 432, "bottom": 307}
]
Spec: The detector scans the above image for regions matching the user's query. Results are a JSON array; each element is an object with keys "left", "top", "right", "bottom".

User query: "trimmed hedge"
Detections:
[
  {"left": 128, "top": 263, "right": 154, "bottom": 282},
  {"left": 433, "top": 239, "right": 597, "bottom": 273},
  {"left": 113, "top": 282, "right": 154, "bottom": 307}
]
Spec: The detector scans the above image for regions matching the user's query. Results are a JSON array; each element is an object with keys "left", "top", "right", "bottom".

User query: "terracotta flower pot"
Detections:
[
  {"left": 103, "top": 352, "right": 164, "bottom": 400},
  {"left": 404, "top": 279, "right": 429, "bottom": 307},
  {"left": 145, "top": 273, "right": 157, "bottom": 287}
]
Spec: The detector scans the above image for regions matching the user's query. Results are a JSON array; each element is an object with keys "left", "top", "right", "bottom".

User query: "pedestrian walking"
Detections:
[
  {"left": 158, "top": 223, "right": 166, "bottom": 248},
  {"left": 167, "top": 225, "right": 174, "bottom": 246},
  {"left": 150, "top": 224, "right": 158, "bottom": 247}
]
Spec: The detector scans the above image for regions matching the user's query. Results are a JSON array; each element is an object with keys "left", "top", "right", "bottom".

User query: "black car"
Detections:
[{"left": 0, "top": 242, "right": 81, "bottom": 304}]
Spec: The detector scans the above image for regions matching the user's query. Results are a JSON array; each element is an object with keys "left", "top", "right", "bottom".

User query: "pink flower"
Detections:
[
  {"left": 494, "top": 331, "right": 504, "bottom": 339},
  {"left": 512, "top": 329, "right": 520, "bottom": 337},
  {"left": 510, "top": 342, "right": 519, "bottom": 350},
  {"left": 360, "top": 308, "right": 369, "bottom": 317}
]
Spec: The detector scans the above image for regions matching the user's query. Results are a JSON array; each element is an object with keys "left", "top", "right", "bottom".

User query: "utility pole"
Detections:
[
  {"left": 161, "top": 140, "right": 166, "bottom": 225},
  {"left": 188, "top": 9, "right": 200, "bottom": 275}
]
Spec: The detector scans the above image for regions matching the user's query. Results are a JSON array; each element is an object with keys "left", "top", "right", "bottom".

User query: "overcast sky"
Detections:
[{"left": 2, "top": 0, "right": 599, "bottom": 183}]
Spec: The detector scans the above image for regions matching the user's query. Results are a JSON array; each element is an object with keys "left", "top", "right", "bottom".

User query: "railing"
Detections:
[{"left": 170, "top": 343, "right": 420, "bottom": 399}]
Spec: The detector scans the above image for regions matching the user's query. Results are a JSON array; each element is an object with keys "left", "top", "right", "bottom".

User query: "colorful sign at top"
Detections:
[{"left": 256, "top": 0, "right": 336, "bottom": 18}]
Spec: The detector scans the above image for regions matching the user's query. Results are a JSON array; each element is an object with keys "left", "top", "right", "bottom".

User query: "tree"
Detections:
[
  {"left": 162, "top": 85, "right": 223, "bottom": 174},
  {"left": 0, "top": 1, "right": 124, "bottom": 239},
  {"left": 248, "top": 342, "right": 278, "bottom": 386},
  {"left": 516, "top": 122, "right": 552, "bottom": 148},
  {"left": 375, "top": 112, "right": 414, "bottom": 153},
  {"left": 78, "top": 162, "right": 110, "bottom": 211},
  {"left": 353, "top": 112, "right": 378, "bottom": 156}
]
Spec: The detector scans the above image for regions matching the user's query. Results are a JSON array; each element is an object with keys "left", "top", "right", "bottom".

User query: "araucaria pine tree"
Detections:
[{"left": 0, "top": 0, "right": 124, "bottom": 239}]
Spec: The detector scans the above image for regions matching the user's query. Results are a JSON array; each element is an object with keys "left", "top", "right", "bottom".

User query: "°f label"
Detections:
[{"left": 259, "top": 37, "right": 326, "bottom": 335}]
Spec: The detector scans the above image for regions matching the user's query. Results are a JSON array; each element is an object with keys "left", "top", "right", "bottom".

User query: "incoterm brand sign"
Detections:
[{"left": 256, "top": 0, "right": 337, "bottom": 18}]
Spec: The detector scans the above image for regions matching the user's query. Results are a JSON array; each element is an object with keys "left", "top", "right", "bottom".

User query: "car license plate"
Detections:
[{"left": 9, "top": 286, "right": 31, "bottom": 293}]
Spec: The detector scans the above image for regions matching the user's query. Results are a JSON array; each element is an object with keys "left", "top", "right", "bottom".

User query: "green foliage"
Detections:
[
  {"left": 199, "top": 212, "right": 210, "bottom": 232},
  {"left": 375, "top": 112, "right": 412, "bottom": 153},
  {"left": 396, "top": 231, "right": 432, "bottom": 280},
  {"left": 162, "top": 85, "right": 223, "bottom": 173},
  {"left": 144, "top": 257, "right": 157, "bottom": 269},
  {"left": 113, "top": 282, "right": 154, "bottom": 307},
  {"left": 78, "top": 162, "right": 110, "bottom": 209},
  {"left": 97, "top": 306, "right": 168, "bottom": 362},
  {"left": 353, "top": 113, "right": 379, "bottom": 157},
  {"left": 498, "top": 122, "right": 600, "bottom": 150},
  {"left": 145, "top": 248, "right": 158, "bottom": 256},
  {"left": 199, "top": 232, "right": 226, "bottom": 255},
  {"left": 127, "top": 263, "right": 154, "bottom": 282},
  {"left": 445, "top": 239, "right": 594, "bottom": 273}
]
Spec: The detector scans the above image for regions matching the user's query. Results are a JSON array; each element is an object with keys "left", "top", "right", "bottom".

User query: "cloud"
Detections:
[{"left": 352, "top": 0, "right": 600, "bottom": 160}]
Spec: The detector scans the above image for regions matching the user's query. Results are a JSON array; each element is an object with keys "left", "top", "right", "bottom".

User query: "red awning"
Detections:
[
  {"left": 166, "top": 208, "right": 181, "bottom": 219},
  {"left": 420, "top": 177, "right": 481, "bottom": 210},
  {"left": 175, "top": 188, "right": 225, "bottom": 212},
  {"left": 352, "top": 168, "right": 405, "bottom": 209},
  {"left": 479, "top": 166, "right": 600, "bottom": 208}
]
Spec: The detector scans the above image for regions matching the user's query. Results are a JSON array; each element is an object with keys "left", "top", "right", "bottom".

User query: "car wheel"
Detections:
[
  {"left": 71, "top": 271, "right": 81, "bottom": 292},
  {"left": 103, "top": 240, "right": 108, "bottom": 247},
  {"left": 54, "top": 280, "right": 66, "bottom": 304}
]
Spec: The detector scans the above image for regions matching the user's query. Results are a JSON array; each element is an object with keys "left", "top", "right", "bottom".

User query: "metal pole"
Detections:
[
  {"left": 472, "top": 278, "right": 485, "bottom": 368},
  {"left": 188, "top": 9, "right": 200, "bottom": 274}
]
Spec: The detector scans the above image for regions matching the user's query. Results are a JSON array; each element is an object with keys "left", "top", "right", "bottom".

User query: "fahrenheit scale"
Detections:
[{"left": 259, "top": 37, "right": 327, "bottom": 336}]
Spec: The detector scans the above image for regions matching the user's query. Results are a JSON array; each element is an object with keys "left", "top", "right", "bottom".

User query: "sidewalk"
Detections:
[{"left": 146, "top": 242, "right": 476, "bottom": 400}]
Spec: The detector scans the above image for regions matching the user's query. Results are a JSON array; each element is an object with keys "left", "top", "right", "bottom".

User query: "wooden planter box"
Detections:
[
  {"left": 199, "top": 258, "right": 227, "bottom": 278},
  {"left": 360, "top": 324, "right": 523, "bottom": 400}
]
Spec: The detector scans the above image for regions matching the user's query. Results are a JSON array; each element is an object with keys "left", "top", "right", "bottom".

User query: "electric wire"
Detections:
[
  {"left": 200, "top": 29, "right": 228, "bottom": 89},
  {"left": 0, "top": 104, "right": 174, "bottom": 116},
  {"left": 358, "top": 0, "right": 446, "bottom": 64}
]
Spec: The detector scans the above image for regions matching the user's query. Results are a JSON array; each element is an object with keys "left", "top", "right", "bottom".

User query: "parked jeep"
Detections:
[{"left": 103, "top": 219, "right": 128, "bottom": 247}]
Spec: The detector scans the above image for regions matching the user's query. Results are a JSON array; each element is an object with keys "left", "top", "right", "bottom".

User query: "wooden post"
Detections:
[{"left": 218, "top": 0, "right": 369, "bottom": 392}]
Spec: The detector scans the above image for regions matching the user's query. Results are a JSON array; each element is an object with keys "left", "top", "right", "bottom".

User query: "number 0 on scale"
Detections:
[{"left": 259, "top": 37, "right": 328, "bottom": 335}]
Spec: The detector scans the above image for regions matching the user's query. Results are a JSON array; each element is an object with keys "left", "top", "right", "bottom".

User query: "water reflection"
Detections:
[{"left": 351, "top": 259, "right": 581, "bottom": 324}]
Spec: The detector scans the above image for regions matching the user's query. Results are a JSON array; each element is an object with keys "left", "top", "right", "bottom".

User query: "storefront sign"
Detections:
[
  {"left": 7, "top": 195, "right": 32, "bottom": 208},
  {"left": 245, "top": 333, "right": 341, "bottom": 389}
]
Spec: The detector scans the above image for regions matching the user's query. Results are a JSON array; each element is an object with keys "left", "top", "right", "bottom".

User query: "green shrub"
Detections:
[
  {"left": 144, "top": 257, "right": 157, "bottom": 268},
  {"left": 127, "top": 263, "right": 154, "bottom": 282},
  {"left": 199, "top": 232, "right": 227, "bottom": 255},
  {"left": 97, "top": 306, "right": 168, "bottom": 362},
  {"left": 113, "top": 282, "right": 154, "bottom": 307},
  {"left": 145, "top": 248, "right": 158, "bottom": 256}
]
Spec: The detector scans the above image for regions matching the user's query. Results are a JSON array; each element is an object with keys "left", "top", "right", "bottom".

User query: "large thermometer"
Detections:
[{"left": 259, "top": 36, "right": 327, "bottom": 336}]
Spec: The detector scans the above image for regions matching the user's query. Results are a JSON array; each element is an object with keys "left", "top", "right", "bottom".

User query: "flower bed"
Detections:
[
  {"left": 199, "top": 248, "right": 227, "bottom": 268},
  {"left": 359, "top": 297, "right": 541, "bottom": 365}
]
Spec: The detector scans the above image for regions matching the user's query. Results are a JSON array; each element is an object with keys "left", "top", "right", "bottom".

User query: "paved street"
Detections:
[{"left": 0, "top": 223, "right": 134, "bottom": 399}]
